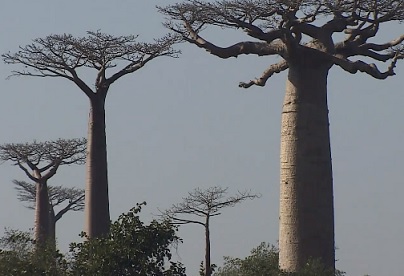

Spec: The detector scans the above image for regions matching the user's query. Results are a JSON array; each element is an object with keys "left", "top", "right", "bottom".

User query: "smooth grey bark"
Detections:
[
  {"left": 85, "top": 94, "right": 110, "bottom": 237},
  {"left": 279, "top": 63, "right": 334, "bottom": 271}
]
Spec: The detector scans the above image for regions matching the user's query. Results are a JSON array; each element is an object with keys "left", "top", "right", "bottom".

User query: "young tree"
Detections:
[
  {"left": 161, "top": 186, "right": 259, "bottom": 276},
  {"left": 69, "top": 202, "right": 186, "bottom": 276},
  {"left": 13, "top": 180, "right": 84, "bottom": 245},
  {"left": 158, "top": 1, "right": 404, "bottom": 272},
  {"left": 0, "top": 138, "right": 86, "bottom": 249},
  {"left": 2, "top": 31, "right": 179, "bottom": 238}
]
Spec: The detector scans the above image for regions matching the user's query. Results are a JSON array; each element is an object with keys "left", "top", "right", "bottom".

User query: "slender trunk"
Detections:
[
  {"left": 84, "top": 94, "right": 110, "bottom": 237},
  {"left": 48, "top": 206, "right": 56, "bottom": 250},
  {"left": 34, "top": 177, "right": 50, "bottom": 249},
  {"left": 279, "top": 64, "right": 335, "bottom": 272},
  {"left": 205, "top": 217, "right": 211, "bottom": 276}
]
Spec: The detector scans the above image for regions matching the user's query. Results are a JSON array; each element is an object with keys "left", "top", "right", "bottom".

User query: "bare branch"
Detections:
[
  {"left": 17, "top": 162, "right": 39, "bottom": 182},
  {"left": 106, "top": 34, "right": 180, "bottom": 85},
  {"left": 239, "top": 59, "right": 289, "bottom": 88},
  {"left": 12, "top": 180, "right": 36, "bottom": 209},
  {"left": 159, "top": 186, "right": 260, "bottom": 227},
  {"left": 54, "top": 193, "right": 85, "bottom": 222},
  {"left": 159, "top": 0, "right": 404, "bottom": 84},
  {"left": 12, "top": 180, "right": 85, "bottom": 218},
  {"left": 170, "top": 217, "right": 206, "bottom": 226},
  {"left": 2, "top": 30, "right": 180, "bottom": 98},
  {"left": 359, "top": 34, "right": 404, "bottom": 52},
  {"left": 332, "top": 52, "right": 403, "bottom": 79}
]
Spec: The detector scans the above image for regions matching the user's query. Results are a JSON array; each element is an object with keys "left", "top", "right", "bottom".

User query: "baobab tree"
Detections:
[
  {"left": 0, "top": 138, "right": 86, "bottom": 249},
  {"left": 13, "top": 180, "right": 84, "bottom": 245},
  {"left": 2, "top": 31, "right": 179, "bottom": 238},
  {"left": 160, "top": 186, "right": 259, "bottom": 276},
  {"left": 158, "top": 0, "right": 404, "bottom": 272}
]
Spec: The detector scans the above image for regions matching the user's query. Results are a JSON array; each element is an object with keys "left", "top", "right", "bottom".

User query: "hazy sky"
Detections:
[{"left": 0, "top": 1, "right": 403, "bottom": 275}]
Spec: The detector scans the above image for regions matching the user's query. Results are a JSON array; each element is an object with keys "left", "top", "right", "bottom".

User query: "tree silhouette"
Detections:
[
  {"left": 158, "top": 0, "right": 404, "bottom": 272},
  {"left": 0, "top": 138, "right": 86, "bottom": 248},
  {"left": 2, "top": 31, "right": 179, "bottom": 238},
  {"left": 160, "top": 186, "right": 259, "bottom": 276},
  {"left": 13, "top": 180, "right": 84, "bottom": 244}
]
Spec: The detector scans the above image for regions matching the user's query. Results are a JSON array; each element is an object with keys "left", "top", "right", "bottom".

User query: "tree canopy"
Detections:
[
  {"left": 159, "top": 0, "right": 404, "bottom": 86},
  {"left": 0, "top": 138, "right": 86, "bottom": 180},
  {"left": 2, "top": 31, "right": 179, "bottom": 93}
]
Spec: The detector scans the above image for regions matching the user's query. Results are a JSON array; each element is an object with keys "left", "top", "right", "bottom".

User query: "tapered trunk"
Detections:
[
  {"left": 205, "top": 217, "right": 211, "bottom": 276},
  {"left": 34, "top": 179, "right": 50, "bottom": 249},
  {"left": 279, "top": 64, "right": 335, "bottom": 272},
  {"left": 84, "top": 95, "right": 110, "bottom": 238}
]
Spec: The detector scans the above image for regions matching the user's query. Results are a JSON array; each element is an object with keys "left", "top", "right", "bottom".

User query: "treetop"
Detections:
[
  {"left": 159, "top": 0, "right": 404, "bottom": 86},
  {"left": 2, "top": 30, "right": 180, "bottom": 98}
]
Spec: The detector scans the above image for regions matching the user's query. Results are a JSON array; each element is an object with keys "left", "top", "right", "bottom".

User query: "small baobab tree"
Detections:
[
  {"left": 13, "top": 180, "right": 84, "bottom": 245},
  {"left": 160, "top": 186, "right": 260, "bottom": 276},
  {"left": 2, "top": 31, "right": 179, "bottom": 238},
  {"left": 158, "top": 0, "right": 404, "bottom": 272},
  {"left": 0, "top": 138, "right": 86, "bottom": 248}
]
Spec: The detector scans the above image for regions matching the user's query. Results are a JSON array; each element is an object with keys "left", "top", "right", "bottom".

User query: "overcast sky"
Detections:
[{"left": 0, "top": 1, "right": 403, "bottom": 275}]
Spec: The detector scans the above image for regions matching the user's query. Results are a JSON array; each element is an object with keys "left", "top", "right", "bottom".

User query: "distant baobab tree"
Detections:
[
  {"left": 13, "top": 180, "right": 84, "bottom": 246},
  {"left": 160, "top": 186, "right": 260, "bottom": 276},
  {"left": 158, "top": 0, "right": 404, "bottom": 272},
  {"left": 0, "top": 138, "right": 86, "bottom": 249},
  {"left": 2, "top": 31, "right": 179, "bottom": 238}
]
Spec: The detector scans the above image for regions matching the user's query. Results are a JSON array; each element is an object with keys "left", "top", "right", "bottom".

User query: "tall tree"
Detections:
[
  {"left": 160, "top": 186, "right": 259, "bottom": 276},
  {"left": 0, "top": 138, "right": 86, "bottom": 248},
  {"left": 13, "top": 180, "right": 84, "bottom": 244},
  {"left": 158, "top": 1, "right": 404, "bottom": 272},
  {"left": 2, "top": 31, "right": 179, "bottom": 238}
]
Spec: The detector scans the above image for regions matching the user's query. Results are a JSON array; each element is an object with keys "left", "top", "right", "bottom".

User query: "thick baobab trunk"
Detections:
[
  {"left": 205, "top": 217, "right": 211, "bottom": 276},
  {"left": 34, "top": 179, "right": 50, "bottom": 249},
  {"left": 84, "top": 95, "right": 110, "bottom": 237},
  {"left": 279, "top": 64, "right": 335, "bottom": 272}
]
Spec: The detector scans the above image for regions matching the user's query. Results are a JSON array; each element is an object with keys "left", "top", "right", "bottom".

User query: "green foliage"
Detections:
[
  {"left": 214, "top": 242, "right": 345, "bottom": 276},
  {"left": 288, "top": 258, "right": 345, "bottom": 276},
  {"left": 0, "top": 204, "right": 185, "bottom": 275},
  {"left": 214, "top": 242, "right": 279, "bottom": 276},
  {"left": 0, "top": 228, "right": 68, "bottom": 276},
  {"left": 69, "top": 202, "right": 186, "bottom": 276}
]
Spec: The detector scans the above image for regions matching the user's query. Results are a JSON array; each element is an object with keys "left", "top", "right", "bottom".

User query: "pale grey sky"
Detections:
[{"left": 0, "top": 1, "right": 403, "bottom": 275}]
